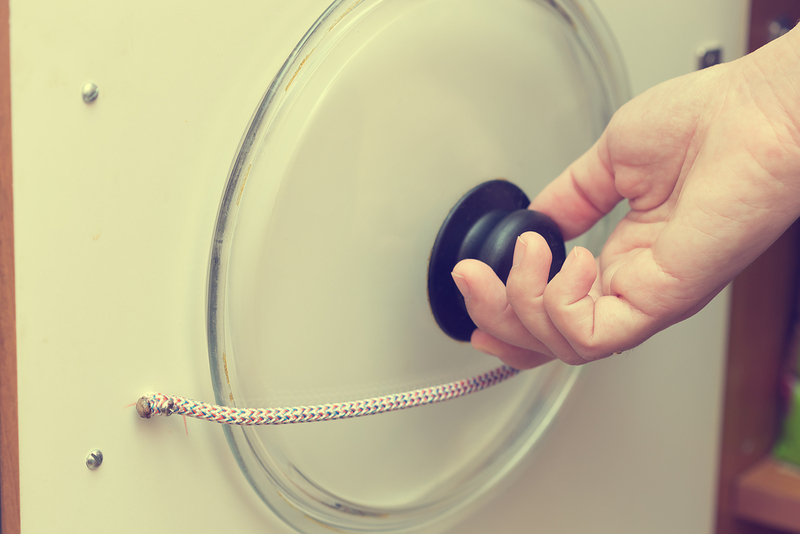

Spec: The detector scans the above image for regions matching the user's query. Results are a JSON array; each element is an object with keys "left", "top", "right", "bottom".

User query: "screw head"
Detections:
[
  {"left": 81, "top": 83, "right": 99, "bottom": 103},
  {"left": 697, "top": 48, "right": 722, "bottom": 70},
  {"left": 86, "top": 449, "right": 103, "bottom": 470}
]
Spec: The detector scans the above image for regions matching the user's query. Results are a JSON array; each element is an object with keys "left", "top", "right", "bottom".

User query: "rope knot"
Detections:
[{"left": 136, "top": 394, "right": 177, "bottom": 418}]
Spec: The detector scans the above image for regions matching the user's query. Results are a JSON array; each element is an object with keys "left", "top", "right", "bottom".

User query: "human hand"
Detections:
[{"left": 452, "top": 28, "right": 800, "bottom": 369}]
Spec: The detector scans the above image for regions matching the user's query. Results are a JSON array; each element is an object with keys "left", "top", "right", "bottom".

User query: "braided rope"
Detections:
[{"left": 136, "top": 364, "right": 521, "bottom": 426}]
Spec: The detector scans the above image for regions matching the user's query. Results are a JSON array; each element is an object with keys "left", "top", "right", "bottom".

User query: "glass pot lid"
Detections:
[{"left": 206, "top": 0, "right": 629, "bottom": 532}]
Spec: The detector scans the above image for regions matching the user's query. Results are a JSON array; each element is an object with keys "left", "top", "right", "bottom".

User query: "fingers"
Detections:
[
  {"left": 506, "top": 233, "right": 592, "bottom": 365},
  {"left": 451, "top": 259, "right": 550, "bottom": 356},
  {"left": 453, "top": 235, "right": 656, "bottom": 366},
  {"left": 543, "top": 246, "right": 653, "bottom": 360}
]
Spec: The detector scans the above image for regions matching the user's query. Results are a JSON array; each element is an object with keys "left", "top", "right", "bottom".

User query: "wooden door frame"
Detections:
[
  {"left": 715, "top": 2, "right": 800, "bottom": 533},
  {"left": 0, "top": 0, "right": 19, "bottom": 532}
]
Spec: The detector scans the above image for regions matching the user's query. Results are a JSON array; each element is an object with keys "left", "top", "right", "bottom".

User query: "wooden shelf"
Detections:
[{"left": 736, "top": 458, "right": 800, "bottom": 533}]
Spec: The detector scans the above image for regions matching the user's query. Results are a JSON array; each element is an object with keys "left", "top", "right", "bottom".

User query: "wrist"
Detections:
[
  {"left": 734, "top": 27, "right": 800, "bottom": 215},
  {"left": 743, "top": 25, "right": 800, "bottom": 149}
]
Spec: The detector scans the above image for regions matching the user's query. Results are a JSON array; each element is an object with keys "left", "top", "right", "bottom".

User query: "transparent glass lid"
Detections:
[{"left": 207, "top": 0, "right": 629, "bottom": 532}]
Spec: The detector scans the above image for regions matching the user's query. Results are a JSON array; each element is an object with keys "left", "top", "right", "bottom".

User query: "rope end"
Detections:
[{"left": 136, "top": 396, "right": 152, "bottom": 419}]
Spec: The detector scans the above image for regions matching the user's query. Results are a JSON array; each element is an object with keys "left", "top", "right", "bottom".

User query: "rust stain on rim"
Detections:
[
  {"left": 327, "top": 0, "right": 365, "bottom": 33},
  {"left": 285, "top": 48, "right": 317, "bottom": 91},
  {"left": 236, "top": 164, "right": 252, "bottom": 206},
  {"left": 285, "top": 0, "right": 366, "bottom": 92},
  {"left": 222, "top": 351, "right": 234, "bottom": 403}
]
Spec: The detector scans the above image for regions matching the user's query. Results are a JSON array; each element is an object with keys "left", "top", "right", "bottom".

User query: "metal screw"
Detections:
[
  {"left": 697, "top": 46, "right": 723, "bottom": 70},
  {"left": 81, "top": 83, "right": 99, "bottom": 103},
  {"left": 86, "top": 449, "right": 103, "bottom": 470}
]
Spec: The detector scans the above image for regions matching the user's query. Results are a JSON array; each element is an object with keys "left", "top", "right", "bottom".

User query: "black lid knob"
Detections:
[{"left": 427, "top": 180, "right": 566, "bottom": 342}]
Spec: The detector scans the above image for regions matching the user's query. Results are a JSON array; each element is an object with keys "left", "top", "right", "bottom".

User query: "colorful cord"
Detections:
[{"left": 136, "top": 364, "right": 520, "bottom": 426}]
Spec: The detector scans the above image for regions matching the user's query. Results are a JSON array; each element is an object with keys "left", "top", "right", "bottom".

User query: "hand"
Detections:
[{"left": 452, "top": 28, "right": 800, "bottom": 369}]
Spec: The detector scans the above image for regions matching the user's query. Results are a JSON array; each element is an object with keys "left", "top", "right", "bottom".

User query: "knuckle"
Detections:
[
  {"left": 505, "top": 278, "right": 526, "bottom": 304},
  {"left": 541, "top": 286, "right": 564, "bottom": 309},
  {"left": 507, "top": 280, "right": 544, "bottom": 314}
]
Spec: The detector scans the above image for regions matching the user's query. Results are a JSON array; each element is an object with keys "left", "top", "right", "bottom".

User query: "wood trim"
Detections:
[
  {"left": 716, "top": 222, "right": 800, "bottom": 534},
  {"left": 0, "top": 0, "right": 19, "bottom": 531},
  {"left": 715, "top": 3, "right": 800, "bottom": 533},
  {"left": 737, "top": 458, "right": 800, "bottom": 533}
]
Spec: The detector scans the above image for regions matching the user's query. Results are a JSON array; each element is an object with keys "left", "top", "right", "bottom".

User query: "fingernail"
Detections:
[
  {"left": 564, "top": 246, "right": 579, "bottom": 268},
  {"left": 512, "top": 236, "right": 528, "bottom": 269},
  {"left": 451, "top": 272, "right": 472, "bottom": 301}
]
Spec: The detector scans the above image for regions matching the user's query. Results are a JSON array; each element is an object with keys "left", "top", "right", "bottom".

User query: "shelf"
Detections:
[{"left": 736, "top": 457, "right": 800, "bottom": 532}]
